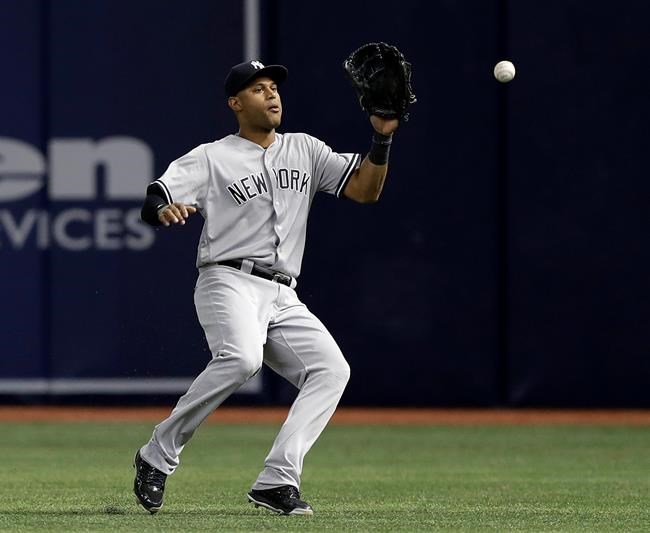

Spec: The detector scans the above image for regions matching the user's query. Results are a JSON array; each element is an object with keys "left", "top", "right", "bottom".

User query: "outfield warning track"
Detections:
[{"left": 0, "top": 407, "right": 649, "bottom": 425}]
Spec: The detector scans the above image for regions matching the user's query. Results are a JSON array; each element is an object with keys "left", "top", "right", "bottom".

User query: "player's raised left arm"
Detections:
[{"left": 343, "top": 115, "right": 399, "bottom": 203}]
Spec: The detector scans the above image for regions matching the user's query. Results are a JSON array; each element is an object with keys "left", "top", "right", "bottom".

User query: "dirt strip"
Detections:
[{"left": 0, "top": 407, "right": 649, "bottom": 425}]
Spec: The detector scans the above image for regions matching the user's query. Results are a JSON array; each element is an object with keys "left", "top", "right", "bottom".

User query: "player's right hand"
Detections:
[{"left": 158, "top": 202, "right": 198, "bottom": 226}]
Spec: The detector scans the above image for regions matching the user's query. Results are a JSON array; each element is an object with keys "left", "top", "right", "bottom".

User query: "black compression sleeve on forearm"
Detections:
[
  {"left": 368, "top": 131, "right": 393, "bottom": 165},
  {"left": 141, "top": 192, "right": 167, "bottom": 226}
]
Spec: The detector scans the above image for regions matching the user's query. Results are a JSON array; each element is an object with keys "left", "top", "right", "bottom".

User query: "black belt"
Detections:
[{"left": 220, "top": 259, "right": 293, "bottom": 287}]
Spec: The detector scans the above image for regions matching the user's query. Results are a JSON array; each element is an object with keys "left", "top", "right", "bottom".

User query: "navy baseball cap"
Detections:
[{"left": 224, "top": 61, "right": 288, "bottom": 97}]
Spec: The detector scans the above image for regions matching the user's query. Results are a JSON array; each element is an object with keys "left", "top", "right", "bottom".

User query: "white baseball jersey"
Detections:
[{"left": 151, "top": 133, "right": 361, "bottom": 278}]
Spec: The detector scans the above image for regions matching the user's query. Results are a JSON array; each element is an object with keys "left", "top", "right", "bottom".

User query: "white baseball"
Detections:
[{"left": 493, "top": 60, "right": 516, "bottom": 83}]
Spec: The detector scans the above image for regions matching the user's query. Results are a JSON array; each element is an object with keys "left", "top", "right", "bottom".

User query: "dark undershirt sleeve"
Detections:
[{"left": 140, "top": 183, "right": 169, "bottom": 227}]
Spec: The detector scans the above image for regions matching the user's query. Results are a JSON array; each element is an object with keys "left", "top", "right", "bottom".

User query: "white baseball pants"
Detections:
[{"left": 139, "top": 264, "right": 350, "bottom": 490}]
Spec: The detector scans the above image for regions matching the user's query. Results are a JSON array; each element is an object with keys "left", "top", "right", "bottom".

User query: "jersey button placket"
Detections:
[{"left": 263, "top": 147, "right": 283, "bottom": 261}]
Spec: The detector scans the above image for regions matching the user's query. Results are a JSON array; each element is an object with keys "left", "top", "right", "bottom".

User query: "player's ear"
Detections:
[{"left": 228, "top": 96, "right": 242, "bottom": 112}]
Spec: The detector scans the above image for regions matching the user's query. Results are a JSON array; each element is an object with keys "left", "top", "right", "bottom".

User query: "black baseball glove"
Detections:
[{"left": 343, "top": 42, "right": 417, "bottom": 121}]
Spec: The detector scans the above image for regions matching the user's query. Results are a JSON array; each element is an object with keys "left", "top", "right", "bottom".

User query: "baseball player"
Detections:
[{"left": 133, "top": 60, "right": 398, "bottom": 516}]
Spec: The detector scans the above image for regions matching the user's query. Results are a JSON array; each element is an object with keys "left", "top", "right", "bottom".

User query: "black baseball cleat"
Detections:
[
  {"left": 133, "top": 450, "right": 167, "bottom": 514},
  {"left": 247, "top": 485, "right": 314, "bottom": 516}
]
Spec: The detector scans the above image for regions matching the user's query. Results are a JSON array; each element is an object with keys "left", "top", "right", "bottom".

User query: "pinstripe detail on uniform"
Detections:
[{"left": 335, "top": 153, "right": 361, "bottom": 198}]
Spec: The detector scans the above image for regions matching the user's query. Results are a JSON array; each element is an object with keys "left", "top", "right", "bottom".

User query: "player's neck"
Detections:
[{"left": 237, "top": 127, "right": 276, "bottom": 149}]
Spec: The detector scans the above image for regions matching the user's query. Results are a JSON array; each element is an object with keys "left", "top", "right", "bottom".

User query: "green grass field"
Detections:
[{"left": 0, "top": 421, "right": 648, "bottom": 532}]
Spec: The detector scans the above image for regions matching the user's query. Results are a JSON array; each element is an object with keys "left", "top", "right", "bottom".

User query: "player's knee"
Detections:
[
  {"left": 211, "top": 349, "right": 262, "bottom": 382},
  {"left": 328, "top": 359, "right": 351, "bottom": 387},
  {"left": 237, "top": 354, "right": 263, "bottom": 381}
]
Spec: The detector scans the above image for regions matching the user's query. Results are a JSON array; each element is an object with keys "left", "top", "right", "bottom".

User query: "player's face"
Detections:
[{"left": 234, "top": 77, "right": 282, "bottom": 131}]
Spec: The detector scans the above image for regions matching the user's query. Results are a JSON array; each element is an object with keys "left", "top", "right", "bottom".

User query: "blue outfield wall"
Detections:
[{"left": 1, "top": 0, "right": 649, "bottom": 406}]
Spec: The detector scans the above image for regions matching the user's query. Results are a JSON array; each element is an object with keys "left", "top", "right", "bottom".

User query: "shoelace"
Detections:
[
  {"left": 142, "top": 465, "right": 166, "bottom": 488},
  {"left": 285, "top": 486, "right": 300, "bottom": 500}
]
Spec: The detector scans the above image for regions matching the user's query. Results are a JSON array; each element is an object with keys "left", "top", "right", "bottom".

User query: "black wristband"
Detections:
[{"left": 368, "top": 131, "right": 393, "bottom": 165}]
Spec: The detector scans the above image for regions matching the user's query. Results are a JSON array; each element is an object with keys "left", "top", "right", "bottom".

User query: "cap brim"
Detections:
[{"left": 234, "top": 65, "right": 288, "bottom": 95}]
